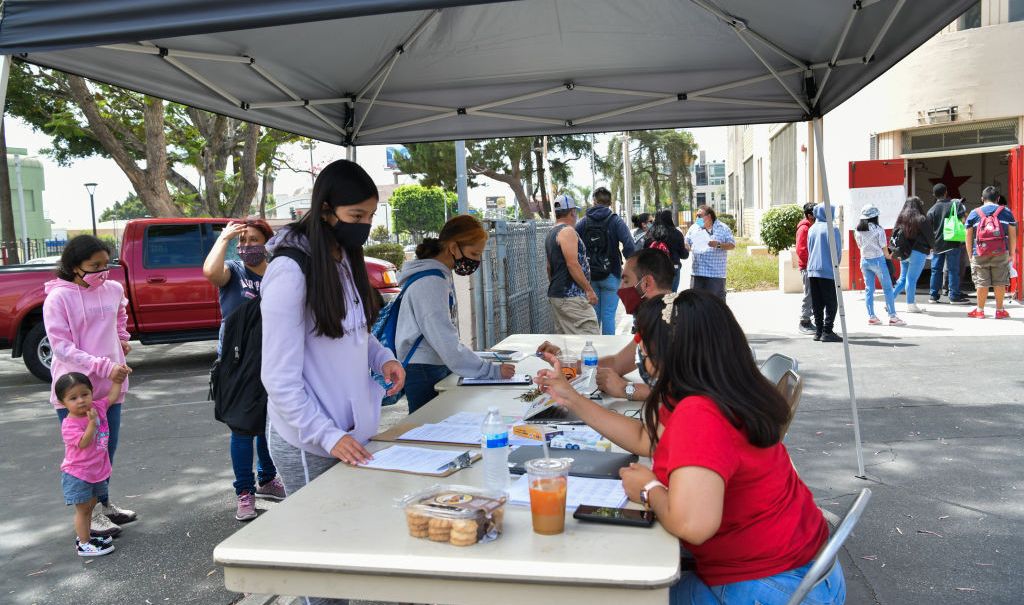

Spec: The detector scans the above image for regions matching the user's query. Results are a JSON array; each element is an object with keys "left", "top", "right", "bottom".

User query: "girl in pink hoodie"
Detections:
[{"left": 43, "top": 235, "right": 136, "bottom": 537}]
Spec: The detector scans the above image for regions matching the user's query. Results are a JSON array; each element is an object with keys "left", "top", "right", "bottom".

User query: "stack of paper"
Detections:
[
  {"left": 507, "top": 475, "right": 628, "bottom": 510},
  {"left": 397, "top": 423, "right": 481, "bottom": 445}
]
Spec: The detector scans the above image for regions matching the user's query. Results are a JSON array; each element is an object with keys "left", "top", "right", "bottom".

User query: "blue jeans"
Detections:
[
  {"left": 57, "top": 403, "right": 120, "bottom": 505},
  {"left": 929, "top": 247, "right": 962, "bottom": 300},
  {"left": 671, "top": 560, "right": 846, "bottom": 605},
  {"left": 861, "top": 257, "right": 896, "bottom": 318},
  {"left": 591, "top": 275, "right": 621, "bottom": 335},
  {"left": 893, "top": 250, "right": 927, "bottom": 305},
  {"left": 404, "top": 363, "right": 452, "bottom": 414},
  {"left": 672, "top": 266, "right": 682, "bottom": 292},
  {"left": 231, "top": 431, "right": 277, "bottom": 495}
]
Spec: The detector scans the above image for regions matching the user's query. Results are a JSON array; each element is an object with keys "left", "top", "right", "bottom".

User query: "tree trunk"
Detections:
[
  {"left": 648, "top": 147, "right": 661, "bottom": 211},
  {"left": 228, "top": 123, "right": 261, "bottom": 217},
  {"left": 533, "top": 138, "right": 549, "bottom": 212},
  {"left": 0, "top": 121, "right": 19, "bottom": 264},
  {"left": 67, "top": 76, "right": 182, "bottom": 217},
  {"left": 669, "top": 161, "right": 681, "bottom": 224},
  {"left": 475, "top": 166, "right": 534, "bottom": 220},
  {"left": 259, "top": 168, "right": 274, "bottom": 219}
]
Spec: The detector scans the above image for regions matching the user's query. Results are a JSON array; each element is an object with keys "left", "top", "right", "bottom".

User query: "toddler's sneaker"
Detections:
[
  {"left": 889, "top": 316, "right": 906, "bottom": 326},
  {"left": 77, "top": 537, "right": 115, "bottom": 557},
  {"left": 256, "top": 477, "right": 287, "bottom": 501},
  {"left": 995, "top": 309, "right": 1010, "bottom": 319},
  {"left": 867, "top": 316, "right": 882, "bottom": 326},
  {"left": 235, "top": 492, "right": 258, "bottom": 522},
  {"left": 90, "top": 511, "right": 121, "bottom": 538},
  {"left": 100, "top": 501, "right": 137, "bottom": 524},
  {"left": 967, "top": 308, "right": 986, "bottom": 319}
]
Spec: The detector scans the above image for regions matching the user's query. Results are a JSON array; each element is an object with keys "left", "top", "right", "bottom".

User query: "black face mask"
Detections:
[
  {"left": 636, "top": 347, "right": 657, "bottom": 387},
  {"left": 453, "top": 246, "right": 481, "bottom": 276},
  {"left": 331, "top": 219, "right": 371, "bottom": 248}
]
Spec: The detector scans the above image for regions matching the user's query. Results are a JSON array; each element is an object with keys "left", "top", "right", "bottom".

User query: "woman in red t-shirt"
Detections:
[{"left": 535, "top": 289, "right": 845, "bottom": 604}]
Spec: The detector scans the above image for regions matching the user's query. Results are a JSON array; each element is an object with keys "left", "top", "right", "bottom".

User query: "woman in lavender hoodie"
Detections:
[
  {"left": 261, "top": 161, "right": 405, "bottom": 521},
  {"left": 43, "top": 235, "right": 136, "bottom": 537}
]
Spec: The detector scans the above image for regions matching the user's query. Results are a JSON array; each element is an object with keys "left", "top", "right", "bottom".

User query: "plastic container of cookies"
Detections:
[{"left": 399, "top": 484, "right": 507, "bottom": 546}]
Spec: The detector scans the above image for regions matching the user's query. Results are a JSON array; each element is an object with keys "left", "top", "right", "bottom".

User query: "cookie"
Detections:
[
  {"left": 428, "top": 518, "right": 453, "bottom": 530},
  {"left": 409, "top": 527, "right": 429, "bottom": 538},
  {"left": 451, "top": 519, "right": 478, "bottom": 533},
  {"left": 449, "top": 534, "right": 478, "bottom": 546}
]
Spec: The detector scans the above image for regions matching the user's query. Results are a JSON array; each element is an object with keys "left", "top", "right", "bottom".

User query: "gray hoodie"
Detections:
[{"left": 395, "top": 258, "right": 501, "bottom": 379}]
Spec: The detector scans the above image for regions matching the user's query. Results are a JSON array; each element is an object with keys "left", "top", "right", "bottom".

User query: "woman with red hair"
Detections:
[{"left": 203, "top": 218, "right": 285, "bottom": 521}]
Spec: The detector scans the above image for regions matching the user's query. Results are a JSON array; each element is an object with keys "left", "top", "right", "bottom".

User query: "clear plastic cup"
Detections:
[
  {"left": 525, "top": 457, "right": 571, "bottom": 535},
  {"left": 557, "top": 353, "right": 581, "bottom": 380}
]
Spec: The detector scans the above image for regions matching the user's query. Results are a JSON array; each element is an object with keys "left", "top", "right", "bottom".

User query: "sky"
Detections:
[{"left": 4, "top": 115, "right": 726, "bottom": 231}]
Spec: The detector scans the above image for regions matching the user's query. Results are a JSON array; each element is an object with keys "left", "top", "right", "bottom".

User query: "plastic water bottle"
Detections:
[
  {"left": 481, "top": 406, "right": 510, "bottom": 492},
  {"left": 581, "top": 340, "right": 599, "bottom": 389}
]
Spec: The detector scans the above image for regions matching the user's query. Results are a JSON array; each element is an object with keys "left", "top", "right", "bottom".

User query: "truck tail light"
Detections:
[{"left": 382, "top": 270, "right": 398, "bottom": 286}]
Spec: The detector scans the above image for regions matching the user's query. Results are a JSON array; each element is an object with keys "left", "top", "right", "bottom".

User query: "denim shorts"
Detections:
[{"left": 61, "top": 471, "right": 109, "bottom": 505}]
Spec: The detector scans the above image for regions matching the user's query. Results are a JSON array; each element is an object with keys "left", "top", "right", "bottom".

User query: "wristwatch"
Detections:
[
  {"left": 624, "top": 382, "right": 637, "bottom": 401},
  {"left": 640, "top": 479, "right": 666, "bottom": 509}
]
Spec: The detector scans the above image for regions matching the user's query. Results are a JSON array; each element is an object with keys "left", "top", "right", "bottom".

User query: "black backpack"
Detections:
[
  {"left": 209, "top": 247, "right": 309, "bottom": 435},
  {"left": 889, "top": 227, "right": 913, "bottom": 260},
  {"left": 582, "top": 214, "right": 613, "bottom": 281}
]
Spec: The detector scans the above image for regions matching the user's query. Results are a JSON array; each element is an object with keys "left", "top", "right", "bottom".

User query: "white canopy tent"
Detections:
[{"left": 0, "top": 0, "right": 979, "bottom": 475}]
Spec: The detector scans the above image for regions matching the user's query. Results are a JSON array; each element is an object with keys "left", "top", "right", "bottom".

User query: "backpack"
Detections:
[
  {"left": 209, "top": 247, "right": 308, "bottom": 435},
  {"left": 582, "top": 214, "right": 613, "bottom": 281},
  {"left": 370, "top": 269, "right": 452, "bottom": 406},
  {"left": 975, "top": 209, "right": 1007, "bottom": 257},
  {"left": 889, "top": 227, "right": 913, "bottom": 260}
]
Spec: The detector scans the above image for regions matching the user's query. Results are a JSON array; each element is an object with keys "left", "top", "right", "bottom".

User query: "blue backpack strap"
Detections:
[{"left": 396, "top": 268, "right": 447, "bottom": 367}]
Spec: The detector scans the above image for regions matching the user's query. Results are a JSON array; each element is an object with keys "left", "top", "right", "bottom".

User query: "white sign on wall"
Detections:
[{"left": 846, "top": 185, "right": 905, "bottom": 230}]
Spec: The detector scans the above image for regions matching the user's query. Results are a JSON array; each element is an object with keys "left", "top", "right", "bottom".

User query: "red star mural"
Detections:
[{"left": 929, "top": 161, "right": 971, "bottom": 199}]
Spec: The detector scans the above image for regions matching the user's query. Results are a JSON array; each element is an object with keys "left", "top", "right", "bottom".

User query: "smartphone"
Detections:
[{"left": 573, "top": 505, "right": 655, "bottom": 527}]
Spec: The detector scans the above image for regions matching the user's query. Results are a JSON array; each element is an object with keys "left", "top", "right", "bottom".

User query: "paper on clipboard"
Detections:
[
  {"left": 459, "top": 374, "right": 533, "bottom": 386},
  {"left": 358, "top": 445, "right": 476, "bottom": 476},
  {"left": 689, "top": 227, "right": 711, "bottom": 253}
]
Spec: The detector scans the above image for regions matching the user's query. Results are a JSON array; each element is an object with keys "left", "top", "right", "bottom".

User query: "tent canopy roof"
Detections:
[{"left": 0, "top": 0, "right": 975, "bottom": 145}]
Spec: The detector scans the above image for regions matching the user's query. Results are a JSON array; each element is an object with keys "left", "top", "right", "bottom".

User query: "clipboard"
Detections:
[
  {"left": 372, "top": 422, "right": 482, "bottom": 447},
  {"left": 357, "top": 446, "right": 481, "bottom": 477},
  {"left": 457, "top": 374, "right": 533, "bottom": 386}
]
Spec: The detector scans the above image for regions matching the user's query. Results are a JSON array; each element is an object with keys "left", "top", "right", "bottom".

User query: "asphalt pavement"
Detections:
[{"left": 1, "top": 301, "right": 1022, "bottom": 604}]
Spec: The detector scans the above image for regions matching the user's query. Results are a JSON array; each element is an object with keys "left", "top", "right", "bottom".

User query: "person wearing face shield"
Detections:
[
  {"left": 396, "top": 215, "right": 515, "bottom": 413},
  {"left": 44, "top": 234, "right": 137, "bottom": 537},
  {"left": 536, "top": 248, "right": 674, "bottom": 402},
  {"left": 202, "top": 218, "right": 285, "bottom": 521}
]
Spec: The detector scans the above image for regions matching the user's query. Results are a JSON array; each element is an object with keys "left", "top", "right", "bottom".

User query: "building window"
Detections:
[
  {"left": 957, "top": 2, "right": 981, "bottom": 30},
  {"left": 769, "top": 124, "right": 798, "bottom": 205},
  {"left": 869, "top": 134, "right": 878, "bottom": 160},
  {"left": 902, "top": 118, "right": 1018, "bottom": 154},
  {"left": 1011, "top": 0, "right": 1024, "bottom": 22}
]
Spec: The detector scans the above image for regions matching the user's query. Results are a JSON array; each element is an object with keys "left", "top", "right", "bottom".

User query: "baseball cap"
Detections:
[
  {"left": 553, "top": 194, "right": 578, "bottom": 211},
  {"left": 859, "top": 204, "right": 879, "bottom": 220}
]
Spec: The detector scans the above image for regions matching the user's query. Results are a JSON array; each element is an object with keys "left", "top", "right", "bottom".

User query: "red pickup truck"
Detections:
[{"left": 0, "top": 218, "right": 400, "bottom": 381}]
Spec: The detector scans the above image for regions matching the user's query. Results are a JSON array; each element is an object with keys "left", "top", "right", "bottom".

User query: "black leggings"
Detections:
[{"left": 809, "top": 277, "right": 838, "bottom": 333}]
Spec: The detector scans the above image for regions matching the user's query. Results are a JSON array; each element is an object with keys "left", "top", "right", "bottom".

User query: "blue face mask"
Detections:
[{"left": 636, "top": 347, "right": 656, "bottom": 388}]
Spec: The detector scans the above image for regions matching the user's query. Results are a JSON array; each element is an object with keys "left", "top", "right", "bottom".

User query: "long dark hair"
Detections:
[
  {"left": 856, "top": 216, "right": 879, "bottom": 232},
  {"left": 895, "top": 196, "right": 926, "bottom": 240},
  {"left": 57, "top": 235, "right": 111, "bottom": 281},
  {"left": 635, "top": 290, "right": 790, "bottom": 451},
  {"left": 285, "top": 160, "right": 378, "bottom": 339},
  {"left": 647, "top": 209, "right": 677, "bottom": 243},
  {"left": 631, "top": 213, "right": 651, "bottom": 230}
]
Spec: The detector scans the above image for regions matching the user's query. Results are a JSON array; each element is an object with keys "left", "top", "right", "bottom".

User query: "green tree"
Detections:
[
  {"left": 6, "top": 61, "right": 299, "bottom": 218},
  {"left": 370, "top": 224, "right": 391, "bottom": 243},
  {"left": 602, "top": 130, "right": 697, "bottom": 217},
  {"left": 759, "top": 205, "right": 804, "bottom": 254},
  {"left": 396, "top": 136, "right": 592, "bottom": 219},
  {"left": 99, "top": 193, "right": 149, "bottom": 221},
  {"left": 391, "top": 185, "right": 457, "bottom": 242}
]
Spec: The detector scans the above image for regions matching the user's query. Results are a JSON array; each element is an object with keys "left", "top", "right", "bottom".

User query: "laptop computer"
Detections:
[{"left": 508, "top": 446, "right": 638, "bottom": 479}]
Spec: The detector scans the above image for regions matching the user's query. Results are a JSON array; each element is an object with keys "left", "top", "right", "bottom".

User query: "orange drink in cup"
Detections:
[
  {"left": 526, "top": 458, "right": 571, "bottom": 535},
  {"left": 557, "top": 354, "right": 580, "bottom": 380}
]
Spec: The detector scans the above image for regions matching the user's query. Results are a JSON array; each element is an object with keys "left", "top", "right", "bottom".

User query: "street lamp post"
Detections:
[{"left": 85, "top": 182, "right": 98, "bottom": 237}]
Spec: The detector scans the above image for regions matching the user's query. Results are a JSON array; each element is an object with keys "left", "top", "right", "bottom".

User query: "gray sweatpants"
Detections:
[
  {"left": 267, "top": 424, "right": 347, "bottom": 605},
  {"left": 800, "top": 269, "right": 813, "bottom": 321}
]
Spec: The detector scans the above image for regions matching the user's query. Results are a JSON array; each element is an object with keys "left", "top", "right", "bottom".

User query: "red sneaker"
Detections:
[
  {"left": 995, "top": 309, "right": 1010, "bottom": 319},
  {"left": 967, "top": 308, "right": 985, "bottom": 319}
]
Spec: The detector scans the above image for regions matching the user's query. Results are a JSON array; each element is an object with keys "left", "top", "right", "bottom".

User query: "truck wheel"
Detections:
[{"left": 23, "top": 322, "right": 53, "bottom": 382}]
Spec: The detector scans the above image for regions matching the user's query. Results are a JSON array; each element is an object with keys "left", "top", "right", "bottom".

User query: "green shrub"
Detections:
[
  {"left": 718, "top": 213, "right": 737, "bottom": 233},
  {"left": 759, "top": 205, "right": 804, "bottom": 255},
  {"left": 364, "top": 243, "right": 405, "bottom": 269}
]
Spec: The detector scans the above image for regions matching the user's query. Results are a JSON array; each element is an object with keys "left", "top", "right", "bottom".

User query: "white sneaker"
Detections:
[
  {"left": 90, "top": 511, "right": 122, "bottom": 538},
  {"left": 101, "top": 501, "right": 137, "bottom": 524},
  {"left": 889, "top": 316, "right": 907, "bottom": 326},
  {"left": 906, "top": 303, "right": 925, "bottom": 313},
  {"left": 77, "top": 537, "right": 115, "bottom": 557}
]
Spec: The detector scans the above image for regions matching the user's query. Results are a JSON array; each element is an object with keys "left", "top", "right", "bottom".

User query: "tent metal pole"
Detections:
[
  {"left": 359, "top": 111, "right": 458, "bottom": 137},
  {"left": 355, "top": 9, "right": 440, "bottom": 100},
  {"left": 811, "top": 4, "right": 861, "bottom": 108},
  {"left": 688, "top": 0, "right": 807, "bottom": 70},
  {"left": 101, "top": 43, "right": 252, "bottom": 63},
  {"left": 470, "top": 86, "right": 566, "bottom": 112},
  {"left": 864, "top": 0, "right": 906, "bottom": 62},
  {"left": 693, "top": 96, "right": 802, "bottom": 109},
  {"left": 455, "top": 140, "right": 468, "bottom": 215},
  {"left": 469, "top": 110, "right": 565, "bottom": 126},
  {"left": 733, "top": 30, "right": 810, "bottom": 114},
  {"left": 574, "top": 96, "right": 676, "bottom": 126},
  {"left": 163, "top": 56, "right": 241, "bottom": 106},
  {"left": 352, "top": 50, "right": 401, "bottom": 138},
  {"left": 248, "top": 62, "right": 346, "bottom": 134},
  {"left": 812, "top": 117, "right": 867, "bottom": 479}
]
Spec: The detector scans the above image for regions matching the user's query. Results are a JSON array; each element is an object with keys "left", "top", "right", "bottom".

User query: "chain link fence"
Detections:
[{"left": 471, "top": 220, "right": 555, "bottom": 349}]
